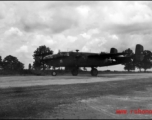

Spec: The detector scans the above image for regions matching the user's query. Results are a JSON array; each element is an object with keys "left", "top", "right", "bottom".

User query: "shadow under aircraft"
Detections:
[{"left": 36, "top": 44, "right": 144, "bottom": 76}]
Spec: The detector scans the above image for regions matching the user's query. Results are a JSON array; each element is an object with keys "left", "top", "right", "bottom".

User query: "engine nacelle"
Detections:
[{"left": 110, "top": 48, "right": 118, "bottom": 54}]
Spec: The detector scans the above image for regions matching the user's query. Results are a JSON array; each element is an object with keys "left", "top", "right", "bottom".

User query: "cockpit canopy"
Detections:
[
  {"left": 44, "top": 54, "right": 54, "bottom": 59},
  {"left": 58, "top": 52, "right": 69, "bottom": 56},
  {"left": 44, "top": 52, "right": 70, "bottom": 60}
]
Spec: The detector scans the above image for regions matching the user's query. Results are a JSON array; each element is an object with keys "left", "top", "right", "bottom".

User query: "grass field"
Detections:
[{"left": 0, "top": 76, "right": 152, "bottom": 119}]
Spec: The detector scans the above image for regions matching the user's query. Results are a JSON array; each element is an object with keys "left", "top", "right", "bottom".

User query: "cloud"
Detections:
[
  {"left": 80, "top": 33, "right": 91, "bottom": 39},
  {"left": 82, "top": 46, "right": 89, "bottom": 52},
  {"left": 67, "top": 36, "right": 77, "bottom": 42},
  {"left": 4, "top": 27, "right": 23, "bottom": 36},
  {"left": 76, "top": 5, "right": 90, "bottom": 18},
  {"left": 16, "top": 45, "right": 28, "bottom": 53}
]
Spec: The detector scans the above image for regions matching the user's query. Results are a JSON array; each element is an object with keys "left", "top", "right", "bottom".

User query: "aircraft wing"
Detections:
[
  {"left": 114, "top": 56, "right": 133, "bottom": 63},
  {"left": 88, "top": 52, "right": 128, "bottom": 59}
]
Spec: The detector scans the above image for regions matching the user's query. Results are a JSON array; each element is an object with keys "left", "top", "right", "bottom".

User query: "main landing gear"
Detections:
[
  {"left": 71, "top": 67, "right": 98, "bottom": 76},
  {"left": 51, "top": 67, "right": 98, "bottom": 76},
  {"left": 91, "top": 68, "right": 98, "bottom": 76}
]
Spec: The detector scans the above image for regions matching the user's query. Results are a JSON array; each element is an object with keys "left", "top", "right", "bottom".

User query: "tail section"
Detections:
[{"left": 114, "top": 44, "right": 144, "bottom": 64}]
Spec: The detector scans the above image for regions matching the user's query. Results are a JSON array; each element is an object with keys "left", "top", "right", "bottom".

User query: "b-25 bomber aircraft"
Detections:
[{"left": 37, "top": 44, "right": 144, "bottom": 76}]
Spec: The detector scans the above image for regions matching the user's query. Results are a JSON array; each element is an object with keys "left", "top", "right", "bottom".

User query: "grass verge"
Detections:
[{"left": 0, "top": 78, "right": 151, "bottom": 118}]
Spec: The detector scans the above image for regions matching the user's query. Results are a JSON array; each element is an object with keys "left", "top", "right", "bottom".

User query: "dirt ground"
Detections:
[
  {"left": 1, "top": 73, "right": 152, "bottom": 119},
  {"left": 51, "top": 91, "right": 152, "bottom": 119},
  {"left": 0, "top": 73, "right": 152, "bottom": 88}
]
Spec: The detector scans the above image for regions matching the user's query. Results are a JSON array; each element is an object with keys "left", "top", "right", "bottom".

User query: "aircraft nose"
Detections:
[{"left": 44, "top": 55, "right": 53, "bottom": 60}]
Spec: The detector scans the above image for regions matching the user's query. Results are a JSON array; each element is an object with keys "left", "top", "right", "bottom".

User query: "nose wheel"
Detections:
[
  {"left": 52, "top": 71, "right": 57, "bottom": 76},
  {"left": 91, "top": 68, "right": 98, "bottom": 76}
]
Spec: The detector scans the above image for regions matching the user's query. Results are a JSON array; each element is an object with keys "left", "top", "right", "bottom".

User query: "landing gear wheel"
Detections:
[
  {"left": 52, "top": 71, "right": 57, "bottom": 76},
  {"left": 71, "top": 68, "right": 78, "bottom": 76},
  {"left": 91, "top": 68, "right": 98, "bottom": 76}
]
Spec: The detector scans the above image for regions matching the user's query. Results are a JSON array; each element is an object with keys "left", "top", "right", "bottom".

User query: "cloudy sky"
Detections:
[{"left": 0, "top": 1, "right": 152, "bottom": 70}]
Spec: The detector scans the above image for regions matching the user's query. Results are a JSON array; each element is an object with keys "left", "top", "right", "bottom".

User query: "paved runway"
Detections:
[{"left": 0, "top": 73, "right": 152, "bottom": 88}]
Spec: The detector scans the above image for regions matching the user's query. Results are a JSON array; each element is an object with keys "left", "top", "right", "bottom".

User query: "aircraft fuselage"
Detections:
[
  {"left": 44, "top": 52, "right": 119, "bottom": 68},
  {"left": 38, "top": 44, "right": 144, "bottom": 76}
]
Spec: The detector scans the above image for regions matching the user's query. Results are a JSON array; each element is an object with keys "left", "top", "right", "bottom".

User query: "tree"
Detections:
[
  {"left": 123, "top": 48, "right": 135, "bottom": 72},
  {"left": 33, "top": 45, "right": 53, "bottom": 70},
  {"left": 33, "top": 59, "right": 41, "bottom": 70},
  {"left": 141, "top": 50, "right": 152, "bottom": 72},
  {"left": 28, "top": 63, "right": 32, "bottom": 70},
  {"left": 124, "top": 62, "right": 135, "bottom": 72},
  {"left": 2, "top": 55, "right": 24, "bottom": 71},
  {"left": 0, "top": 56, "right": 2, "bottom": 69},
  {"left": 123, "top": 48, "right": 134, "bottom": 57},
  {"left": 135, "top": 61, "right": 143, "bottom": 72}
]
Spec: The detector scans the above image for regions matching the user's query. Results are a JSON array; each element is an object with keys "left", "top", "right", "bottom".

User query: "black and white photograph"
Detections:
[{"left": 1, "top": 1, "right": 152, "bottom": 119}]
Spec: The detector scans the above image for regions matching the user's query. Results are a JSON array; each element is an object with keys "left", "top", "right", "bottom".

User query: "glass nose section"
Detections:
[{"left": 44, "top": 55, "right": 54, "bottom": 60}]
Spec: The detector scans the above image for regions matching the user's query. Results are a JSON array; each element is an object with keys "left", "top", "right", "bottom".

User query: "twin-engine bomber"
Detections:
[{"left": 37, "top": 44, "right": 144, "bottom": 76}]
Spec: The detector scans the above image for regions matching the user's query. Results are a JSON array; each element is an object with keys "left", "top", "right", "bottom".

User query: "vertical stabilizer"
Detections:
[{"left": 134, "top": 44, "right": 144, "bottom": 62}]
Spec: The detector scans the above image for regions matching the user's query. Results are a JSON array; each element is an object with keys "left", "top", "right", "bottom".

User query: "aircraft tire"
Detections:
[
  {"left": 71, "top": 68, "right": 78, "bottom": 76},
  {"left": 52, "top": 71, "right": 57, "bottom": 76},
  {"left": 91, "top": 68, "right": 98, "bottom": 76}
]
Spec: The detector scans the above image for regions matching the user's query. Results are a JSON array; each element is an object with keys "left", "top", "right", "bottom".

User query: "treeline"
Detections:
[
  {"left": 122, "top": 48, "right": 152, "bottom": 72},
  {"left": 0, "top": 45, "right": 54, "bottom": 72},
  {"left": 0, "top": 55, "right": 24, "bottom": 71},
  {"left": 0, "top": 45, "right": 54, "bottom": 75}
]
